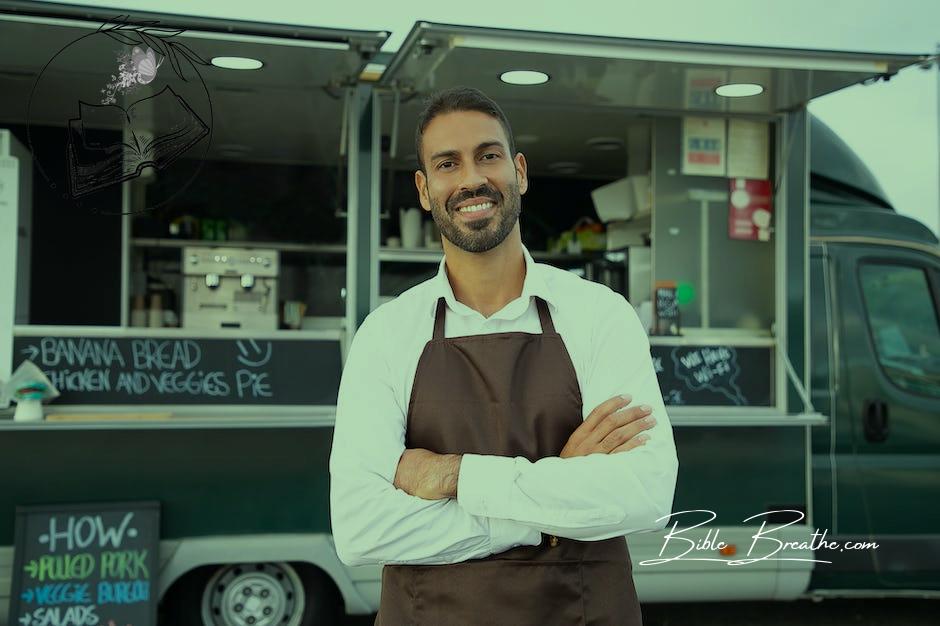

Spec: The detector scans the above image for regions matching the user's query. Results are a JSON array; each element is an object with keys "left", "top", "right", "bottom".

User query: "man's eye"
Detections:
[
  {"left": 481, "top": 153, "right": 499, "bottom": 160},
  {"left": 437, "top": 161, "right": 454, "bottom": 170}
]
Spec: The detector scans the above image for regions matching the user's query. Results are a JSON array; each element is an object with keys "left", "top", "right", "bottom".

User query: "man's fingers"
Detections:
[
  {"left": 586, "top": 404, "right": 652, "bottom": 447},
  {"left": 611, "top": 433, "right": 650, "bottom": 454},
  {"left": 566, "top": 396, "right": 629, "bottom": 452},
  {"left": 599, "top": 412, "right": 656, "bottom": 451},
  {"left": 583, "top": 394, "right": 632, "bottom": 430},
  {"left": 563, "top": 395, "right": 654, "bottom": 459}
]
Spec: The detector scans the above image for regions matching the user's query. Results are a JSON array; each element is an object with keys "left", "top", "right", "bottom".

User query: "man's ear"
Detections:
[
  {"left": 415, "top": 169, "right": 431, "bottom": 211},
  {"left": 514, "top": 152, "right": 529, "bottom": 195}
]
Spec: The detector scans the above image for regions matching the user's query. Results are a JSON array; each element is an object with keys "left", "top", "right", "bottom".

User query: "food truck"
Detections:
[{"left": 1, "top": 2, "right": 938, "bottom": 625}]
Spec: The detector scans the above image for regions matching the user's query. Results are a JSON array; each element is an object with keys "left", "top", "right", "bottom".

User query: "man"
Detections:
[{"left": 329, "top": 86, "right": 678, "bottom": 625}]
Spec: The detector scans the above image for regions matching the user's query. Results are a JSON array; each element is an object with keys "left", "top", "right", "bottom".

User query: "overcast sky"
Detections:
[{"left": 55, "top": 0, "right": 940, "bottom": 236}]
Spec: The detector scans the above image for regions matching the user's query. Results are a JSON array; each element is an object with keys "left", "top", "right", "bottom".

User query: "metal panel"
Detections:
[
  {"left": 783, "top": 109, "right": 810, "bottom": 416},
  {"left": 345, "top": 87, "right": 361, "bottom": 338},
  {"left": 0, "top": 426, "right": 335, "bottom": 545},
  {"left": 348, "top": 85, "right": 380, "bottom": 336},
  {"left": 0, "top": 1, "right": 388, "bottom": 52},
  {"left": 0, "top": 3, "right": 388, "bottom": 166},
  {"left": 379, "top": 22, "right": 927, "bottom": 113},
  {"left": 368, "top": 91, "right": 382, "bottom": 319}
]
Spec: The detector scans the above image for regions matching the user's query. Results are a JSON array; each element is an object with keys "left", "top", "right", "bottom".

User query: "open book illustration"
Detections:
[{"left": 66, "top": 85, "right": 209, "bottom": 198}]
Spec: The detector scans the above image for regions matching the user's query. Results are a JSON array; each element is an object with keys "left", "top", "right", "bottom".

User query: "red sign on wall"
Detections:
[{"left": 729, "top": 178, "right": 773, "bottom": 241}]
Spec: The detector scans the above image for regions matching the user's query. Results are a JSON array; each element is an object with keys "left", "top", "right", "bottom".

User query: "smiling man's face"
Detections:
[{"left": 415, "top": 109, "right": 528, "bottom": 253}]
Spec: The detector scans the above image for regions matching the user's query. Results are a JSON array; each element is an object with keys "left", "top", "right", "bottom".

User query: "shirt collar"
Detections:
[{"left": 428, "top": 243, "right": 556, "bottom": 319}]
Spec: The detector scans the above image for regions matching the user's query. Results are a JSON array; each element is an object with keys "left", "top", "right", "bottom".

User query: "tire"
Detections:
[{"left": 160, "top": 561, "right": 341, "bottom": 626}]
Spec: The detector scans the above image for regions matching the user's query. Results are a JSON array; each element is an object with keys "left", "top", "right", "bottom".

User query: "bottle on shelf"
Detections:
[
  {"left": 148, "top": 292, "right": 163, "bottom": 328},
  {"left": 131, "top": 294, "right": 147, "bottom": 327}
]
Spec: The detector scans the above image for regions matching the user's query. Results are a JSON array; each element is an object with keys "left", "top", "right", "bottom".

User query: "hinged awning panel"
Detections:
[
  {"left": 0, "top": 3, "right": 389, "bottom": 164},
  {"left": 380, "top": 22, "right": 928, "bottom": 115}
]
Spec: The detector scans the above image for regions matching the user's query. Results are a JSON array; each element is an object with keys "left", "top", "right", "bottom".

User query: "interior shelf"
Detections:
[{"left": 132, "top": 238, "right": 620, "bottom": 264}]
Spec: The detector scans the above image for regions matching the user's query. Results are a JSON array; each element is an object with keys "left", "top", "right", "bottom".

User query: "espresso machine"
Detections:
[{"left": 182, "top": 246, "right": 279, "bottom": 330}]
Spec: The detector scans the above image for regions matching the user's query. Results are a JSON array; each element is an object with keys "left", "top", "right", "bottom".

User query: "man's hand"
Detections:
[
  {"left": 394, "top": 448, "right": 462, "bottom": 500},
  {"left": 559, "top": 395, "right": 654, "bottom": 459}
]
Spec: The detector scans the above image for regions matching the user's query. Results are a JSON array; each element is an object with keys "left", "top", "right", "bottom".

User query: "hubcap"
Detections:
[{"left": 201, "top": 562, "right": 305, "bottom": 626}]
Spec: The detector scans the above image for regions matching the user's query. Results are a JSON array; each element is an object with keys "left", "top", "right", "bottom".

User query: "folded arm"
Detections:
[
  {"left": 329, "top": 313, "right": 541, "bottom": 567},
  {"left": 455, "top": 288, "right": 680, "bottom": 540}
]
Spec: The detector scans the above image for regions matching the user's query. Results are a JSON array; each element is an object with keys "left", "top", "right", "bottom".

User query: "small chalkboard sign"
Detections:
[
  {"left": 650, "top": 345, "right": 773, "bottom": 406},
  {"left": 9, "top": 501, "right": 160, "bottom": 626},
  {"left": 654, "top": 280, "right": 680, "bottom": 335},
  {"left": 12, "top": 335, "right": 342, "bottom": 405}
]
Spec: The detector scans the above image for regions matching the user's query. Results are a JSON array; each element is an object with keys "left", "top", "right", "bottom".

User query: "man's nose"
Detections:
[{"left": 457, "top": 160, "right": 488, "bottom": 193}]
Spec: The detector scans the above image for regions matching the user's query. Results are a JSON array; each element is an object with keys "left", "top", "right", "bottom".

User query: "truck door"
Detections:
[{"left": 832, "top": 242, "right": 940, "bottom": 588}]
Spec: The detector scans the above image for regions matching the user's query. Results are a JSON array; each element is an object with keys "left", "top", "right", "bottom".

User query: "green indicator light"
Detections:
[{"left": 676, "top": 283, "right": 695, "bottom": 304}]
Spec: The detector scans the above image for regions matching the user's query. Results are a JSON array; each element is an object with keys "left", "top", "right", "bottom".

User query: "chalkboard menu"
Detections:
[
  {"left": 651, "top": 345, "right": 773, "bottom": 406},
  {"left": 12, "top": 335, "right": 342, "bottom": 405},
  {"left": 9, "top": 501, "right": 160, "bottom": 626}
]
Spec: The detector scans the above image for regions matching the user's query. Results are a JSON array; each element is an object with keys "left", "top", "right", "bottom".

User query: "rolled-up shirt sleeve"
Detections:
[
  {"left": 329, "top": 311, "right": 542, "bottom": 567},
  {"left": 456, "top": 287, "right": 679, "bottom": 540}
]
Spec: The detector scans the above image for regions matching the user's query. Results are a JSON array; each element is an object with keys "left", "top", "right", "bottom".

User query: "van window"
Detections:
[{"left": 859, "top": 263, "right": 940, "bottom": 398}]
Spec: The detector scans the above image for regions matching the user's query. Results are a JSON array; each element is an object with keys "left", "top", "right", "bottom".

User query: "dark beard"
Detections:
[{"left": 430, "top": 182, "right": 522, "bottom": 253}]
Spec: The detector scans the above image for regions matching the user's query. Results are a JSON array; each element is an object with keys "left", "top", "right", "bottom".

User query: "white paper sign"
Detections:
[
  {"left": 681, "top": 117, "right": 726, "bottom": 176},
  {"left": 727, "top": 120, "right": 770, "bottom": 179}
]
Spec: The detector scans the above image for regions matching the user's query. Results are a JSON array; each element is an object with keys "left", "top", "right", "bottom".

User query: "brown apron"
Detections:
[{"left": 375, "top": 295, "right": 642, "bottom": 626}]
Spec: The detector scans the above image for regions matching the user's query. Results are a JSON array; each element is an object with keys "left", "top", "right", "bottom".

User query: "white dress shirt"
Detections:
[{"left": 329, "top": 243, "right": 679, "bottom": 567}]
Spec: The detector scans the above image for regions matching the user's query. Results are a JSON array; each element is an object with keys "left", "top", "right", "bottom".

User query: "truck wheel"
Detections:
[
  {"left": 200, "top": 561, "right": 337, "bottom": 626},
  {"left": 160, "top": 561, "right": 340, "bottom": 625}
]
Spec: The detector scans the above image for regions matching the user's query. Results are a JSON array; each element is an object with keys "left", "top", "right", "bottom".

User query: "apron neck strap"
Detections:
[
  {"left": 433, "top": 296, "right": 447, "bottom": 339},
  {"left": 535, "top": 296, "right": 556, "bottom": 335}
]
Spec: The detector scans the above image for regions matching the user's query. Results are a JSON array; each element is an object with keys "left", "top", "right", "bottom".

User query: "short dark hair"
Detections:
[{"left": 414, "top": 86, "right": 515, "bottom": 173}]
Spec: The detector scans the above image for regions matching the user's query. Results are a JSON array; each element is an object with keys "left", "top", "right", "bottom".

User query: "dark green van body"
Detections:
[
  {"left": 808, "top": 211, "right": 940, "bottom": 592},
  {"left": 805, "top": 118, "right": 940, "bottom": 592}
]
